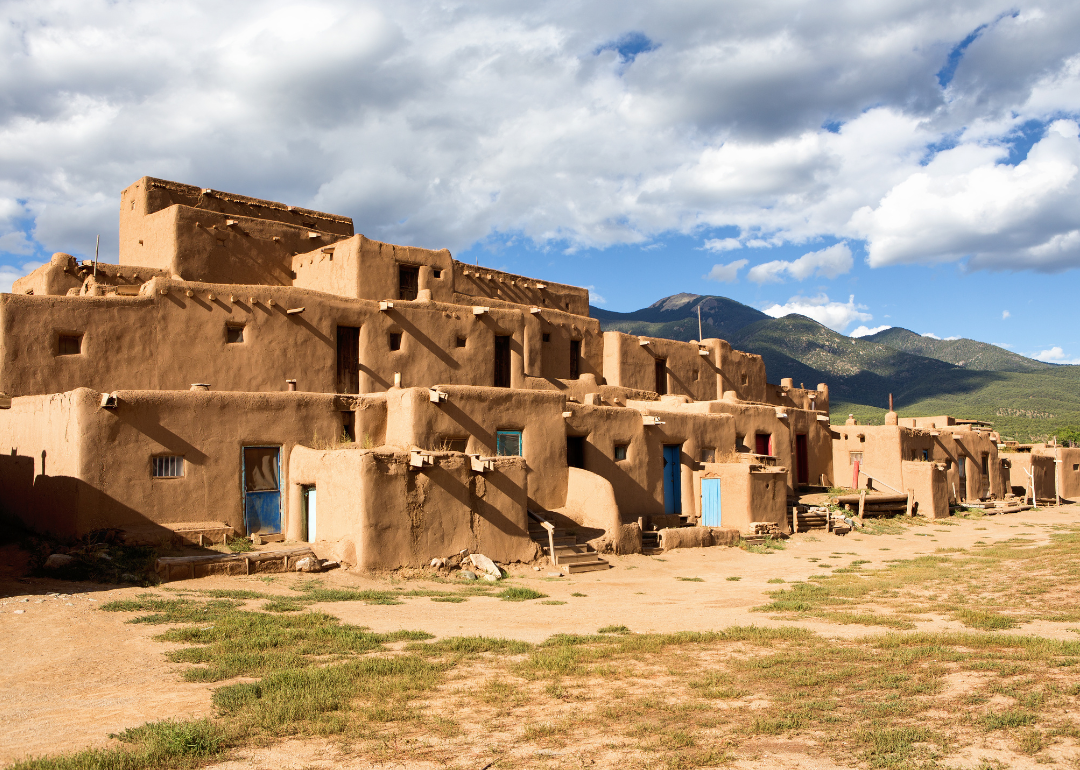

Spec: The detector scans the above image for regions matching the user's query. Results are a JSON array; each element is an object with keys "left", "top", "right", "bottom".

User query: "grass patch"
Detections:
[
  {"left": 677, "top": 577, "right": 705, "bottom": 582},
  {"left": 726, "top": 576, "right": 741, "bottom": 581},
  {"left": 496, "top": 587, "right": 547, "bottom": 602},
  {"left": 598, "top": 625, "right": 631, "bottom": 634}
]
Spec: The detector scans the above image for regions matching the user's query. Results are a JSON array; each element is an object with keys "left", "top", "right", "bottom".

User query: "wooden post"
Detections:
[
  {"left": 858, "top": 490, "right": 866, "bottom": 524},
  {"left": 905, "top": 490, "right": 913, "bottom": 518},
  {"left": 792, "top": 506, "right": 799, "bottom": 534}
]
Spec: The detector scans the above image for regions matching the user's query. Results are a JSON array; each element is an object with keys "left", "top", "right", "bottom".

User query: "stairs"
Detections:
[{"left": 528, "top": 513, "right": 611, "bottom": 574}]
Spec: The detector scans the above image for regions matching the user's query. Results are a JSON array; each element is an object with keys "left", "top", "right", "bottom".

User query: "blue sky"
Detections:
[{"left": 2, "top": 1, "right": 1080, "bottom": 363}]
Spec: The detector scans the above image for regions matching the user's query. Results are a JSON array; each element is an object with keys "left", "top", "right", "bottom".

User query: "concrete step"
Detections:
[{"left": 562, "top": 559, "right": 611, "bottom": 574}]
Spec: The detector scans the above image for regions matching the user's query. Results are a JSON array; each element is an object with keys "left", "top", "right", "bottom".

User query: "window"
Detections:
[
  {"left": 566, "top": 435, "right": 585, "bottom": 469},
  {"left": 1073, "top": 464, "right": 1079, "bottom": 471},
  {"left": 741, "top": 374, "right": 748, "bottom": 386},
  {"left": 922, "top": 449, "right": 929, "bottom": 461},
  {"left": 700, "top": 448, "right": 716, "bottom": 464},
  {"left": 439, "top": 436, "right": 468, "bottom": 453},
  {"left": 735, "top": 434, "right": 748, "bottom": 452},
  {"left": 456, "top": 336, "right": 467, "bottom": 348},
  {"left": 152, "top": 455, "right": 184, "bottom": 478},
  {"left": 570, "top": 340, "right": 581, "bottom": 379},
  {"left": 655, "top": 358, "right": 667, "bottom": 395},
  {"left": 226, "top": 325, "right": 244, "bottom": 344},
  {"left": 981, "top": 453, "right": 989, "bottom": 474},
  {"left": 398, "top": 264, "right": 419, "bottom": 301},
  {"left": 58, "top": 334, "right": 82, "bottom": 355},
  {"left": 341, "top": 411, "right": 355, "bottom": 443},
  {"left": 945, "top": 459, "right": 952, "bottom": 470},
  {"left": 849, "top": 451, "right": 863, "bottom": 465},
  {"left": 542, "top": 333, "right": 551, "bottom": 343},
  {"left": 388, "top": 332, "right": 402, "bottom": 351},
  {"left": 614, "top": 444, "right": 629, "bottom": 461},
  {"left": 432, "top": 268, "right": 442, "bottom": 279},
  {"left": 496, "top": 430, "right": 522, "bottom": 456}
]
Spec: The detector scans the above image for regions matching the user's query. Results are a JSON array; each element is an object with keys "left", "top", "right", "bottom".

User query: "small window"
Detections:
[
  {"left": 570, "top": 340, "right": 581, "bottom": 380},
  {"left": 614, "top": 444, "right": 629, "bottom": 461},
  {"left": 226, "top": 325, "right": 244, "bottom": 344},
  {"left": 152, "top": 455, "right": 184, "bottom": 478},
  {"left": 735, "top": 434, "right": 748, "bottom": 452},
  {"left": 341, "top": 411, "right": 355, "bottom": 443},
  {"left": 432, "top": 268, "right": 442, "bottom": 279},
  {"left": 945, "top": 459, "right": 952, "bottom": 470},
  {"left": 58, "top": 334, "right": 83, "bottom": 355},
  {"left": 439, "top": 437, "right": 468, "bottom": 453},
  {"left": 981, "top": 453, "right": 989, "bottom": 474},
  {"left": 700, "top": 448, "right": 716, "bottom": 464},
  {"left": 456, "top": 336, "right": 467, "bottom": 348},
  {"left": 388, "top": 332, "right": 402, "bottom": 351},
  {"left": 496, "top": 430, "right": 522, "bottom": 457},
  {"left": 741, "top": 374, "right": 748, "bottom": 385},
  {"left": 922, "top": 449, "right": 929, "bottom": 461},
  {"left": 849, "top": 451, "right": 863, "bottom": 465},
  {"left": 1073, "top": 464, "right": 1079, "bottom": 471},
  {"left": 542, "top": 333, "right": 551, "bottom": 343}
]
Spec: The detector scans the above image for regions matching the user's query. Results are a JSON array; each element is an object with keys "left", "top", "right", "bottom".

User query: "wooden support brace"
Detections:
[{"left": 858, "top": 490, "right": 866, "bottom": 523}]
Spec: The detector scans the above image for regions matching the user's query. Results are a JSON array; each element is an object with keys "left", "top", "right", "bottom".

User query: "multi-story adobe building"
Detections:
[{"left": 0, "top": 177, "right": 835, "bottom": 570}]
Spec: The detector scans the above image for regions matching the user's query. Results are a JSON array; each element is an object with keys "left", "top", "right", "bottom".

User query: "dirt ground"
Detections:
[{"left": 2, "top": 505, "right": 1079, "bottom": 768}]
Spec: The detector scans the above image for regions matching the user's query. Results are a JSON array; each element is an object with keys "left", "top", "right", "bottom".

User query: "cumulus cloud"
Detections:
[
  {"left": 850, "top": 324, "right": 891, "bottom": 338},
  {"left": 584, "top": 285, "right": 607, "bottom": 305},
  {"left": 1034, "top": 346, "right": 1080, "bottom": 365},
  {"left": 762, "top": 293, "right": 872, "bottom": 333},
  {"left": 1002, "top": 310, "right": 1010, "bottom": 319},
  {"left": 0, "top": 261, "right": 44, "bottom": 293},
  {"left": 703, "top": 259, "right": 748, "bottom": 283},
  {"left": 0, "top": 0, "right": 1079, "bottom": 279},
  {"left": 746, "top": 242, "right": 853, "bottom": 283},
  {"left": 701, "top": 238, "right": 742, "bottom": 252}
]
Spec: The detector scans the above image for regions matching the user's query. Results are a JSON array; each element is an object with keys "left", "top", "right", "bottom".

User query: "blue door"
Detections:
[
  {"left": 243, "top": 446, "right": 282, "bottom": 535},
  {"left": 702, "top": 478, "right": 722, "bottom": 526},
  {"left": 663, "top": 444, "right": 682, "bottom": 514}
]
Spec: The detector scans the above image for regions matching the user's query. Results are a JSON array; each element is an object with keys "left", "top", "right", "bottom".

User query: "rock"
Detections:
[
  {"left": 445, "top": 553, "right": 464, "bottom": 569},
  {"left": 319, "top": 560, "right": 340, "bottom": 571},
  {"left": 468, "top": 553, "right": 502, "bottom": 579},
  {"left": 44, "top": 554, "right": 76, "bottom": 569},
  {"left": 430, "top": 557, "right": 446, "bottom": 569},
  {"left": 294, "top": 556, "right": 321, "bottom": 573},
  {"left": 483, "top": 574, "right": 499, "bottom": 582},
  {"left": 13, "top": 610, "right": 24, "bottom": 614},
  {"left": 533, "top": 566, "right": 541, "bottom": 571},
  {"left": 459, "top": 570, "right": 478, "bottom": 581},
  {"left": 546, "top": 572, "right": 563, "bottom": 578}
]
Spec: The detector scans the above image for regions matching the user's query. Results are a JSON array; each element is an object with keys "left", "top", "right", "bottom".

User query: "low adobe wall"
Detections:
[
  {"left": 694, "top": 462, "right": 789, "bottom": 534},
  {"left": 900, "top": 460, "right": 949, "bottom": 519},
  {"left": 289, "top": 446, "right": 535, "bottom": 569},
  {"left": 1005, "top": 452, "right": 1056, "bottom": 499}
]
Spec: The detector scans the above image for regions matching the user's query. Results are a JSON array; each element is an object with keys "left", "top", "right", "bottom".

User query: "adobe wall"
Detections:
[
  {"left": 0, "top": 391, "right": 86, "bottom": 537},
  {"left": 292, "top": 235, "right": 454, "bottom": 303},
  {"left": 831, "top": 424, "right": 906, "bottom": 492},
  {"left": 697, "top": 399, "right": 797, "bottom": 489},
  {"left": 1005, "top": 451, "right": 1056, "bottom": 499},
  {"left": 933, "top": 429, "right": 1003, "bottom": 501},
  {"left": 694, "top": 463, "right": 789, "bottom": 533},
  {"left": 897, "top": 416, "right": 956, "bottom": 429},
  {"left": 702, "top": 338, "right": 768, "bottom": 403},
  {"left": 452, "top": 261, "right": 590, "bottom": 317},
  {"left": 554, "top": 467, "right": 625, "bottom": 545},
  {"left": 384, "top": 386, "right": 569, "bottom": 512},
  {"left": 900, "top": 460, "right": 950, "bottom": 518},
  {"left": 287, "top": 447, "right": 534, "bottom": 569},
  {"left": 0, "top": 278, "right": 530, "bottom": 397},
  {"left": 1032, "top": 446, "right": 1080, "bottom": 501}
]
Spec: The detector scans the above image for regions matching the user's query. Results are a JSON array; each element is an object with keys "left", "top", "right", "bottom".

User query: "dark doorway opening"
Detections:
[
  {"left": 795, "top": 433, "right": 809, "bottom": 485},
  {"left": 494, "top": 335, "right": 511, "bottom": 388},
  {"left": 399, "top": 264, "right": 419, "bottom": 301},
  {"left": 755, "top": 433, "right": 771, "bottom": 456},
  {"left": 566, "top": 435, "right": 585, "bottom": 469},
  {"left": 569, "top": 339, "right": 581, "bottom": 380},
  {"left": 336, "top": 326, "right": 360, "bottom": 394},
  {"left": 655, "top": 358, "right": 667, "bottom": 395}
]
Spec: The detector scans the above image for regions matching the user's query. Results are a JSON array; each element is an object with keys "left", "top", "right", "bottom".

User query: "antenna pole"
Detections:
[
  {"left": 94, "top": 235, "right": 99, "bottom": 279},
  {"left": 697, "top": 304, "right": 703, "bottom": 341}
]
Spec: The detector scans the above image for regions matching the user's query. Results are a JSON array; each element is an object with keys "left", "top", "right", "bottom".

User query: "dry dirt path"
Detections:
[{"left": 2, "top": 505, "right": 1077, "bottom": 766}]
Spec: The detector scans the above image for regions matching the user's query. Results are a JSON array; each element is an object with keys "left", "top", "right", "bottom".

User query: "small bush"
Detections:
[
  {"left": 497, "top": 587, "right": 547, "bottom": 602},
  {"left": 598, "top": 625, "right": 631, "bottom": 634}
]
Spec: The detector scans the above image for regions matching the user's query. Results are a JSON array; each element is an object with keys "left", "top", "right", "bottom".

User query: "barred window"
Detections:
[{"left": 152, "top": 455, "right": 184, "bottom": 478}]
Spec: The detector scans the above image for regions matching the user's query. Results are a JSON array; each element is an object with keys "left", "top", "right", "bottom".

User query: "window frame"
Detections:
[
  {"left": 226, "top": 324, "right": 245, "bottom": 344},
  {"left": 614, "top": 444, "right": 629, "bottom": 462},
  {"left": 152, "top": 455, "right": 185, "bottom": 479},
  {"left": 56, "top": 333, "right": 84, "bottom": 356},
  {"left": 496, "top": 429, "right": 523, "bottom": 457}
]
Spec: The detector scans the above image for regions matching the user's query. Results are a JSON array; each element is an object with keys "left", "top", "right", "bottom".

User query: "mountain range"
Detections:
[{"left": 591, "top": 294, "right": 1080, "bottom": 442}]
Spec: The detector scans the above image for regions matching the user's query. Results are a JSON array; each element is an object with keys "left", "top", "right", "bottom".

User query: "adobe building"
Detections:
[
  {"left": 830, "top": 413, "right": 1008, "bottom": 518},
  {"left": 1002, "top": 442, "right": 1080, "bottom": 503},
  {"left": 0, "top": 177, "right": 835, "bottom": 570}
]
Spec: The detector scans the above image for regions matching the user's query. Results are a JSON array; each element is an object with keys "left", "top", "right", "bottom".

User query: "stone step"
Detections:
[
  {"left": 562, "top": 559, "right": 611, "bottom": 574},
  {"left": 554, "top": 552, "right": 601, "bottom": 565}
]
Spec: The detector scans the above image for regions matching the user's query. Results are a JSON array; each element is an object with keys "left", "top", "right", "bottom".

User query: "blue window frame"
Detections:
[{"left": 496, "top": 430, "right": 523, "bottom": 456}]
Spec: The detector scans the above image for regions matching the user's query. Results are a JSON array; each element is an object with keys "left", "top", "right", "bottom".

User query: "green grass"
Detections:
[
  {"left": 496, "top": 587, "right": 547, "bottom": 602},
  {"left": 677, "top": 577, "right": 705, "bottom": 582},
  {"left": 726, "top": 576, "right": 741, "bottom": 581}
]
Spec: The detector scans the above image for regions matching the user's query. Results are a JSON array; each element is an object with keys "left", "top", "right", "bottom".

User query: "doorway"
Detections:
[
  {"left": 243, "top": 446, "right": 281, "bottom": 535},
  {"left": 569, "top": 339, "right": 581, "bottom": 380},
  {"left": 655, "top": 358, "right": 667, "bottom": 395},
  {"left": 566, "top": 435, "right": 585, "bottom": 469},
  {"left": 494, "top": 335, "right": 511, "bottom": 388},
  {"left": 755, "top": 433, "right": 771, "bottom": 456},
  {"left": 336, "top": 326, "right": 360, "bottom": 394},
  {"left": 795, "top": 433, "right": 809, "bottom": 485},
  {"left": 663, "top": 444, "right": 682, "bottom": 514},
  {"left": 958, "top": 457, "right": 967, "bottom": 501},
  {"left": 398, "top": 264, "right": 419, "bottom": 301},
  {"left": 701, "top": 478, "right": 721, "bottom": 526},
  {"left": 303, "top": 485, "right": 317, "bottom": 542}
]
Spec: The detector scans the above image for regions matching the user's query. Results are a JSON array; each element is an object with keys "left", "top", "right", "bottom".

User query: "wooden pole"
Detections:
[
  {"left": 792, "top": 505, "right": 799, "bottom": 534},
  {"left": 698, "top": 304, "right": 703, "bottom": 341},
  {"left": 905, "top": 490, "right": 913, "bottom": 517},
  {"left": 858, "top": 490, "right": 866, "bottom": 524}
]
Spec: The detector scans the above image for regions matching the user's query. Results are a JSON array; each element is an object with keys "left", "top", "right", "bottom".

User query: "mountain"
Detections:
[
  {"left": 590, "top": 294, "right": 1080, "bottom": 441},
  {"left": 863, "top": 327, "right": 1052, "bottom": 372}
]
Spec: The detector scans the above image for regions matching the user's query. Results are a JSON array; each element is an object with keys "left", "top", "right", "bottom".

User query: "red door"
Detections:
[{"left": 755, "top": 434, "right": 770, "bottom": 455}]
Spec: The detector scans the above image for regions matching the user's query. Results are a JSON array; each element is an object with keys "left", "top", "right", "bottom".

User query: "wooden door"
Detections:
[
  {"left": 755, "top": 434, "right": 771, "bottom": 456},
  {"left": 663, "top": 444, "right": 682, "bottom": 514},
  {"left": 701, "top": 478, "right": 722, "bottom": 526},
  {"left": 243, "top": 446, "right": 281, "bottom": 535},
  {"left": 398, "top": 265, "right": 419, "bottom": 300},
  {"left": 336, "top": 326, "right": 360, "bottom": 394}
]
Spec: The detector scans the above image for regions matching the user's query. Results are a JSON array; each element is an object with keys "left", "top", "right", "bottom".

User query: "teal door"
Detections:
[
  {"left": 702, "top": 478, "right": 722, "bottom": 526},
  {"left": 663, "top": 444, "right": 682, "bottom": 514},
  {"left": 243, "top": 446, "right": 281, "bottom": 535}
]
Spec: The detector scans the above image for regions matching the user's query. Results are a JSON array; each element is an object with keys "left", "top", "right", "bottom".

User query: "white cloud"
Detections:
[
  {"left": 763, "top": 293, "right": 872, "bottom": 333},
  {"left": 703, "top": 259, "right": 748, "bottom": 283},
  {"left": 850, "top": 324, "right": 891, "bottom": 338},
  {"left": 701, "top": 238, "right": 741, "bottom": 252},
  {"left": 747, "top": 242, "right": 853, "bottom": 283},
  {"left": 584, "top": 285, "right": 607, "bottom": 305},
  {"left": 1034, "top": 346, "right": 1080, "bottom": 365},
  {"left": 1002, "top": 310, "right": 1010, "bottom": 319},
  {"left": 922, "top": 332, "right": 941, "bottom": 340},
  {"left": 0, "top": 0, "right": 1079, "bottom": 278}
]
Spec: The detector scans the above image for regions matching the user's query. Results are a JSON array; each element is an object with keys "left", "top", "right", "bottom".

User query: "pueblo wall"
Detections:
[
  {"left": 119, "top": 178, "right": 352, "bottom": 286},
  {"left": 0, "top": 279, "right": 531, "bottom": 397},
  {"left": 694, "top": 462, "right": 789, "bottom": 533},
  {"left": 452, "top": 261, "right": 590, "bottom": 317},
  {"left": 900, "top": 460, "right": 949, "bottom": 518},
  {"left": 1007, "top": 451, "right": 1057, "bottom": 499},
  {"left": 384, "top": 386, "right": 569, "bottom": 512},
  {"left": 933, "top": 429, "right": 1003, "bottom": 501}
]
